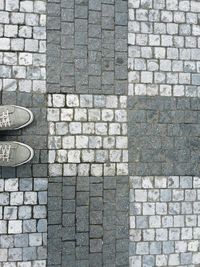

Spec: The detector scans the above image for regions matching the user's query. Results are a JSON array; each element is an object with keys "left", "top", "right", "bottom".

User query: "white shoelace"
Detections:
[
  {"left": 0, "top": 110, "right": 11, "bottom": 128},
  {"left": 0, "top": 144, "right": 11, "bottom": 162}
]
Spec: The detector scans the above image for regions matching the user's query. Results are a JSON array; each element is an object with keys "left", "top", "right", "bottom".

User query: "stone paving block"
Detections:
[
  {"left": 47, "top": 0, "right": 127, "bottom": 94},
  {"left": 128, "top": 95, "right": 200, "bottom": 176},
  {"left": 128, "top": 0, "right": 200, "bottom": 97},
  {"left": 47, "top": 171, "right": 129, "bottom": 267},
  {"left": 48, "top": 93, "right": 128, "bottom": 178},
  {"left": 130, "top": 175, "right": 200, "bottom": 266}
]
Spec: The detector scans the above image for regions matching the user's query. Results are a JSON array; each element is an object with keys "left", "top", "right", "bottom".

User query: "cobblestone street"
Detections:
[{"left": 0, "top": 0, "right": 200, "bottom": 266}]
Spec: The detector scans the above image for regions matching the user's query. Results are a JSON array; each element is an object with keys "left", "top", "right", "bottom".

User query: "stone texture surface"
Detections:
[
  {"left": 3, "top": 0, "right": 200, "bottom": 266},
  {"left": 48, "top": 175, "right": 129, "bottom": 267},
  {"left": 0, "top": 0, "right": 46, "bottom": 93},
  {"left": 130, "top": 176, "right": 200, "bottom": 267},
  {"left": 47, "top": 1, "right": 130, "bottom": 266},
  {"left": 48, "top": 94, "right": 128, "bottom": 177},
  {"left": 0, "top": 0, "right": 47, "bottom": 266},
  {"left": 0, "top": 178, "right": 47, "bottom": 265},
  {"left": 47, "top": 93, "right": 129, "bottom": 266},
  {"left": 128, "top": 1, "right": 200, "bottom": 266},
  {"left": 47, "top": 0, "right": 128, "bottom": 94},
  {"left": 46, "top": 0, "right": 130, "bottom": 266},
  {"left": 128, "top": 0, "right": 200, "bottom": 97},
  {"left": 128, "top": 96, "right": 200, "bottom": 176}
]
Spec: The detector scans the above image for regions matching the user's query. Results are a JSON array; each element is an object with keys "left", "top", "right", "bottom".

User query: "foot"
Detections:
[
  {"left": 0, "top": 105, "right": 34, "bottom": 130},
  {"left": 0, "top": 141, "right": 34, "bottom": 167}
]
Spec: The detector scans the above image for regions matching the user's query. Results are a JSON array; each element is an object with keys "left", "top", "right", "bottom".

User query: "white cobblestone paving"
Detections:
[
  {"left": 128, "top": 0, "right": 200, "bottom": 97},
  {"left": 0, "top": 0, "right": 46, "bottom": 93},
  {"left": 0, "top": 0, "right": 47, "bottom": 266},
  {"left": 130, "top": 176, "right": 200, "bottom": 267},
  {"left": 0, "top": 178, "right": 47, "bottom": 266},
  {"left": 47, "top": 94, "right": 128, "bottom": 177}
]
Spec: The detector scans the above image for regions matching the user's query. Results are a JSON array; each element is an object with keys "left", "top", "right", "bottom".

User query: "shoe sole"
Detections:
[
  {"left": 11, "top": 105, "right": 34, "bottom": 130},
  {"left": 13, "top": 142, "right": 34, "bottom": 167}
]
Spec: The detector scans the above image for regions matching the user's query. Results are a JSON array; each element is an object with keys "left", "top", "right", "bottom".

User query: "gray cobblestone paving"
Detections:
[
  {"left": 48, "top": 175, "right": 129, "bottom": 267},
  {"left": 3, "top": 0, "right": 200, "bottom": 266},
  {"left": 47, "top": 0, "right": 128, "bottom": 95},
  {"left": 47, "top": 0, "right": 129, "bottom": 267},
  {"left": 47, "top": 1, "right": 130, "bottom": 265},
  {"left": 128, "top": 95, "right": 200, "bottom": 176}
]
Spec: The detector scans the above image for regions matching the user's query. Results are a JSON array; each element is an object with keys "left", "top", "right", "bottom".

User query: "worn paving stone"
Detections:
[
  {"left": 47, "top": 0, "right": 128, "bottom": 95},
  {"left": 128, "top": 95, "right": 200, "bottom": 176}
]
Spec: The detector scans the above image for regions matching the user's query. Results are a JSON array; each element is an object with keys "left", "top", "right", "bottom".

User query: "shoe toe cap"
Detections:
[
  {"left": 14, "top": 106, "right": 34, "bottom": 129},
  {"left": 15, "top": 143, "right": 34, "bottom": 166}
]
